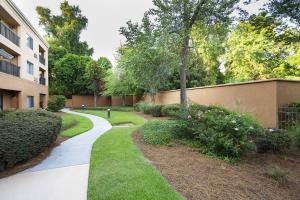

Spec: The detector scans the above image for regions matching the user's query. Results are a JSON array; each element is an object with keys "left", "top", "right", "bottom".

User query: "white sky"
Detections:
[{"left": 12, "top": 0, "right": 268, "bottom": 65}]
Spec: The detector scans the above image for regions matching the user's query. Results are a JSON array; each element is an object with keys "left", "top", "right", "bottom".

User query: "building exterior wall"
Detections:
[
  {"left": 0, "top": 0, "right": 48, "bottom": 110},
  {"left": 144, "top": 79, "right": 300, "bottom": 128}
]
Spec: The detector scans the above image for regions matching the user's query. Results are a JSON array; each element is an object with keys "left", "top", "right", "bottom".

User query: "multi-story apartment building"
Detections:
[{"left": 0, "top": 0, "right": 48, "bottom": 111}]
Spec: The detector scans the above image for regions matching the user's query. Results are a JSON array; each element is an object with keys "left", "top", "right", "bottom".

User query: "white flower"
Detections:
[
  {"left": 234, "top": 127, "right": 239, "bottom": 131},
  {"left": 231, "top": 120, "right": 236, "bottom": 124},
  {"left": 249, "top": 126, "right": 254, "bottom": 130},
  {"left": 188, "top": 115, "right": 192, "bottom": 119},
  {"left": 197, "top": 111, "right": 203, "bottom": 118}
]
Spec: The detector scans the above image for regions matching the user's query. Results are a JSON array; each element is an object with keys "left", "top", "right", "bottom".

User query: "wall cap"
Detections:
[{"left": 158, "top": 78, "right": 300, "bottom": 93}]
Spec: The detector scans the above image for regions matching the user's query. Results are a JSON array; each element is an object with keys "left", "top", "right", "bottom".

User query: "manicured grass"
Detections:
[
  {"left": 60, "top": 113, "right": 93, "bottom": 137},
  {"left": 73, "top": 110, "right": 146, "bottom": 126},
  {"left": 88, "top": 127, "right": 182, "bottom": 200}
]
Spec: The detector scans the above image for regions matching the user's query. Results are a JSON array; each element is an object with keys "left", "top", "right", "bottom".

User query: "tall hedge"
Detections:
[{"left": 0, "top": 110, "right": 61, "bottom": 171}]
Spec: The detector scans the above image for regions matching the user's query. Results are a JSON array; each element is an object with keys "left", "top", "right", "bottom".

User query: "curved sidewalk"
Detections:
[{"left": 0, "top": 109, "right": 112, "bottom": 200}]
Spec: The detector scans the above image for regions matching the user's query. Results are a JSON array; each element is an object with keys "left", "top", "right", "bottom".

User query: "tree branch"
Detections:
[{"left": 189, "top": 0, "right": 207, "bottom": 28}]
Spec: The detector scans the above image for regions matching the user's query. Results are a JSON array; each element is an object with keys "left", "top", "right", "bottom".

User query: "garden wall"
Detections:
[
  {"left": 144, "top": 79, "right": 300, "bottom": 128},
  {"left": 65, "top": 95, "right": 136, "bottom": 108}
]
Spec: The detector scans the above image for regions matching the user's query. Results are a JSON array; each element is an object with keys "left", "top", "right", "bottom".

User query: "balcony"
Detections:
[
  {"left": 39, "top": 55, "right": 45, "bottom": 65},
  {"left": 39, "top": 77, "right": 46, "bottom": 85},
  {"left": 0, "top": 60, "right": 20, "bottom": 77},
  {"left": 0, "top": 21, "right": 20, "bottom": 46}
]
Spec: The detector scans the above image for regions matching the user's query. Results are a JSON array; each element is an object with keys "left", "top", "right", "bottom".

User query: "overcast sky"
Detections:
[{"left": 12, "top": 0, "right": 268, "bottom": 65}]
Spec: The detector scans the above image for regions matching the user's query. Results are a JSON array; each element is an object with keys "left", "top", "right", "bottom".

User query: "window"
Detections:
[
  {"left": 27, "top": 61, "right": 33, "bottom": 75},
  {"left": 27, "top": 96, "right": 34, "bottom": 108},
  {"left": 26, "top": 35, "right": 33, "bottom": 49}
]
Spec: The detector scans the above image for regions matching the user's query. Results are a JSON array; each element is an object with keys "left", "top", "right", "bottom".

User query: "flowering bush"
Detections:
[{"left": 179, "top": 105, "right": 265, "bottom": 159}]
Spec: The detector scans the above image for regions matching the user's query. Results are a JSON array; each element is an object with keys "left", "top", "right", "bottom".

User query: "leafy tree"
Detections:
[
  {"left": 149, "top": 0, "right": 240, "bottom": 112},
  {"left": 103, "top": 69, "right": 136, "bottom": 106},
  {"left": 119, "top": 14, "right": 178, "bottom": 103},
  {"left": 266, "top": 0, "right": 300, "bottom": 26},
  {"left": 36, "top": 1, "right": 93, "bottom": 56},
  {"left": 97, "top": 57, "right": 113, "bottom": 72},
  {"left": 224, "top": 13, "right": 299, "bottom": 81},
  {"left": 51, "top": 54, "right": 92, "bottom": 97},
  {"left": 85, "top": 61, "right": 104, "bottom": 107}
]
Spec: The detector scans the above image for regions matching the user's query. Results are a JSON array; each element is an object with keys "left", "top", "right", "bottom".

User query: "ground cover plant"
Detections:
[
  {"left": 0, "top": 110, "right": 61, "bottom": 171},
  {"left": 73, "top": 109, "right": 146, "bottom": 126},
  {"left": 140, "top": 104, "right": 266, "bottom": 162},
  {"left": 60, "top": 113, "right": 93, "bottom": 137}
]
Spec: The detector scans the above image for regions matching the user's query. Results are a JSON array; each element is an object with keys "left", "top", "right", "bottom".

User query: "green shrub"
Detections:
[
  {"left": 179, "top": 104, "right": 265, "bottom": 159},
  {"left": 149, "top": 105, "right": 164, "bottom": 117},
  {"left": 289, "top": 101, "right": 300, "bottom": 108},
  {"left": 266, "top": 165, "right": 290, "bottom": 184},
  {"left": 47, "top": 95, "right": 66, "bottom": 112},
  {"left": 288, "top": 123, "right": 300, "bottom": 148},
  {"left": 139, "top": 120, "right": 180, "bottom": 145},
  {"left": 161, "top": 104, "right": 181, "bottom": 117},
  {"left": 75, "top": 106, "right": 133, "bottom": 112},
  {"left": 0, "top": 110, "right": 61, "bottom": 171},
  {"left": 134, "top": 101, "right": 152, "bottom": 114},
  {"left": 256, "top": 129, "right": 291, "bottom": 153}
]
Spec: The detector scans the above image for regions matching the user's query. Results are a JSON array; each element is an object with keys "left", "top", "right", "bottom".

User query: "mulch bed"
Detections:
[
  {"left": 133, "top": 131, "right": 300, "bottom": 200},
  {"left": 0, "top": 135, "right": 69, "bottom": 178}
]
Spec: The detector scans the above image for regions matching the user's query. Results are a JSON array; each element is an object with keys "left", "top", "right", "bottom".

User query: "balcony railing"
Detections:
[
  {"left": 39, "top": 77, "right": 46, "bottom": 85},
  {"left": 0, "top": 60, "right": 20, "bottom": 77},
  {"left": 39, "top": 55, "right": 46, "bottom": 65},
  {"left": 0, "top": 21, "right": 20, "bottom": 46}
]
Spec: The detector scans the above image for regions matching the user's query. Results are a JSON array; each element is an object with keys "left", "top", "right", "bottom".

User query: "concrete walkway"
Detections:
[{"left": 0, "top": 109, "right": 112, "bottom": 200}]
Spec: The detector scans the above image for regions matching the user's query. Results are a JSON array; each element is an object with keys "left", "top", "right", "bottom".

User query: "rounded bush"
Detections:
[
  {"left": 0, "top": 110, "right": 61, "bottom": 171},
  {"left": 180, "top": 104, "right": 265, "bottom": 159},
  {"left": 139, "top": 120, "right": 180, "bottom": 145},
  {"left": 47, "top": 95, "right": 66, "bottom": 112},
  {"left": 149, "top": 105, "right": 164, "bottom": 117},
  {"left": 161, "top": 104, "right": 181, "bottom": 117},
  {"left": 256, "top": 129, "right": 292, "bottom": 153}
]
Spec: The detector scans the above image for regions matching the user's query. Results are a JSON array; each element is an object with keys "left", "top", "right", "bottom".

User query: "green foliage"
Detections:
[
  {"left": 225, "top": 13, "right": 300, "bottom": 81},
  {"left": 266, "top": 165, "right": 291, "bottom": 184},
  {"left": 288, "top": 123, "right": 300, "bottom": 148},
  {"left": 97, "top": 57, "right": 113, "bottom": 71},
  {"left": 51, "top": 54, "right": 93, "bottom": 97},
  {"left": 266, "top": 0, "right": 300, "bottom": 26},
  {"left": 256, "top": 129, "right": 292, "bottom": 153},
  {"left": 134, "top": 101, "right": 152, "bottom": 114},
  {"left": 149, "top": 105, "right": 164, "bottom": 117},
  {"left": 179, "top": 105, "right": 265, "bottom": 159},
  {"left": 161, "top": 104, "right": 181, "bottom": 117},
  {"left": 139, "top": 120, "right": 179, "bottom": 145},
  {"left": 47, "top": 95, "right": 66, "bottom": 112},
  {"left": 36, "top": 1, "right": 93, "bottom": 56},
  {"left": 0, "top": 110, "right": 61, "bottom": 171}
]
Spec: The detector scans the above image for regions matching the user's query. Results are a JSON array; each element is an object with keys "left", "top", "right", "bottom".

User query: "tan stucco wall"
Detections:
[
  {"left": 144, "top": 79, "right": 300, "bottom": 128},
  {"left": 0, "top": 72, "right": 48, "bottom": 109},
  {"left": 70, "top": 95, "right": 110, "bottom": 108},
  {"left": 111, "top": 96, "right": 135, "bottom": 106},
  {"left": 276, "top": 81, "right": 300, "bottom": 106}
]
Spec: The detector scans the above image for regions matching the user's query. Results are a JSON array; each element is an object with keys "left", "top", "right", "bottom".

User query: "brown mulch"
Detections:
[
  {"left": 133, "top": 132, "right": 300, "bottom": 200},
  {"left": 0, "top": 135, "right": 69, "bottom": 178}
]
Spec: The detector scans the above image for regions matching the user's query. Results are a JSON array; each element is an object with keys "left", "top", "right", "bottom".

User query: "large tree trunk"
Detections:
[
  {"left": 180, "top": 35, "right": 189, "bottom": 114},
  {"left": 93, "top": 79, "right": 98, "bottom": 108}
]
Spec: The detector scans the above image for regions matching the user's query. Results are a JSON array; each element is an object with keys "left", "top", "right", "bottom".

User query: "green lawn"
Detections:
[
  {"left": 88, "top": 127, "right": 182, "bottom": 200},
  {"left": 73, "top": 110, "right": 146, "bottom": 126},
  {"left": 60, "top": 113, "right": 93, "bottom": 137}
]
